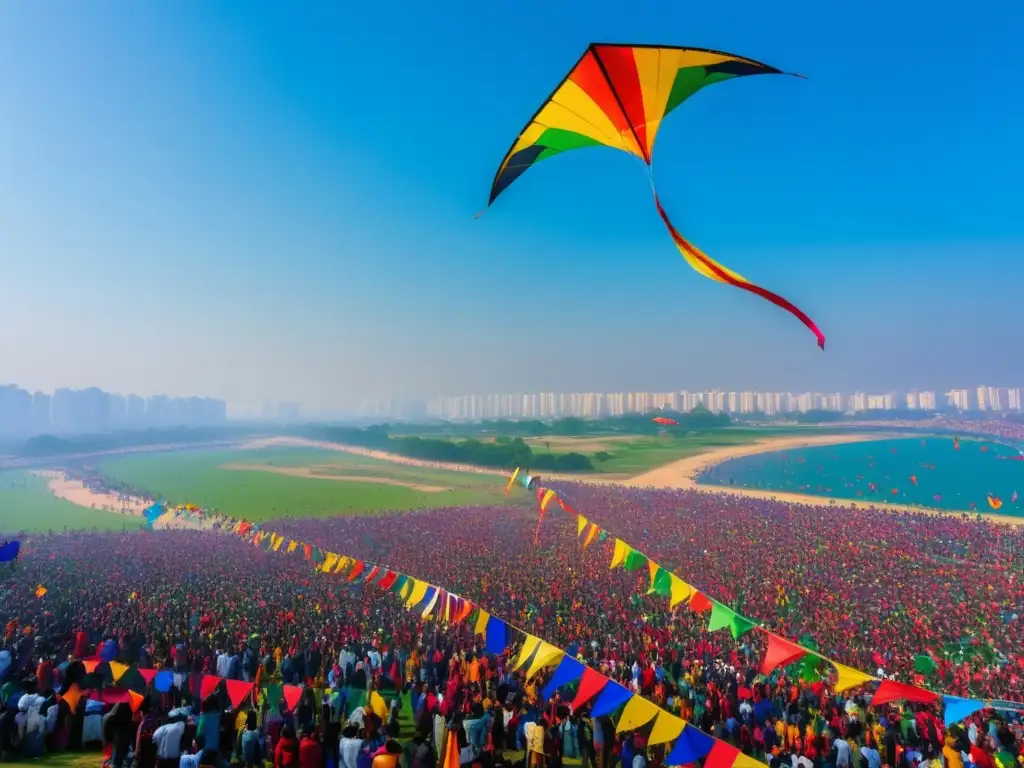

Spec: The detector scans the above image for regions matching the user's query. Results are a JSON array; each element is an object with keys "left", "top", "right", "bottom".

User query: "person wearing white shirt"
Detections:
[
  {"left": 154, "top": 720, "right": 186, "bottom": 768},
  {"left": 833, "top": 737, "right": 851, "bottom": 768},
  {"left": 860, "top": 744, "right": 882, "bottom": 768}
]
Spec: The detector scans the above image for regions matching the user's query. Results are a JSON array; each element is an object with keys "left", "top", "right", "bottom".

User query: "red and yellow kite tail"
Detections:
[{"left": 651, "top": 192, "right": 826, "bottom": 350}]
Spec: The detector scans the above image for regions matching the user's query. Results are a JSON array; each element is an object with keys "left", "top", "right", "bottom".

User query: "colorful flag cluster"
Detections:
[
  {"left": 508, "top": 471, "right": 1024, "bottom": 726},
  {"left": 159, "top": 503, "right": 775, "bottom": 768}
]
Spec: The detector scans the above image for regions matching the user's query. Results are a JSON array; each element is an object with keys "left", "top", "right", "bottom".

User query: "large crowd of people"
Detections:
[{"left": 1, "top": 460, "right": 1023, "bottom": 768}]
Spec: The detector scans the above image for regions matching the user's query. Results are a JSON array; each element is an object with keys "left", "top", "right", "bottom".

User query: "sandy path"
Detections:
[
  {"left": 237, "top": 437, "right": 507, "bottom": 477},
  {"left": 37, "top": 470, "right": 152, "bottom": 516},
  {"left": 219, "top": 462, "right": 451, "bottom": 492}
]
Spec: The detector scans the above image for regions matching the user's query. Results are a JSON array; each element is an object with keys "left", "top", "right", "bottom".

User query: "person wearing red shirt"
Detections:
[{"left": 298, "top": 729, "right": 323, "bottom": 768}]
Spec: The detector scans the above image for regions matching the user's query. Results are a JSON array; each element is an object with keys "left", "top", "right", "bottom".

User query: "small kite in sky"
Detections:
[{"left": 484, "top": 43, "right": 825, "bottom": 348}]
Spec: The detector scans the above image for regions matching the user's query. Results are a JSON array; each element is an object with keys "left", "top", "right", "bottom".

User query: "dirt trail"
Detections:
[{"left": 219, "top": 462, "right": 450, "bottom": 492}]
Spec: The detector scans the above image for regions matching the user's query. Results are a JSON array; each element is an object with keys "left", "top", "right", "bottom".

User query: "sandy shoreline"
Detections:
[
  {"left": 36, "top": 470, "right": 152, "bottom": 516},
  {"left": 620, "top": 433, "right": 1024, "bottom": 526},
  {"left": 37, "top": 431, "right": 1024, "bottom": 528}
]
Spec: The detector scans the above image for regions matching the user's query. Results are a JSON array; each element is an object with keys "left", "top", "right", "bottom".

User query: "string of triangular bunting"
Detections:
[
  {"left": 506, "top": 470, "right": 1024, "bottom": 726},
  {"left": 155, "top": 503, "right": 772, "bottom": 768}
]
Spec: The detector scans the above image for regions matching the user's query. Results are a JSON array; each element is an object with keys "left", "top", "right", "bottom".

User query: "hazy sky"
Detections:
[{"left": 2, "top": 1, "right": 1022, "bottom": 413}]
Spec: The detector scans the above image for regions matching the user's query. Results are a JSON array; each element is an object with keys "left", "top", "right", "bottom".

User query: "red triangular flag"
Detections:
[
  {"left": 689, "top": 592, "right": 713, "bottom": 613},
  {"left": 225, "top": 679, "right": 255, "bottom": 709},
  {"left": 870, "top": 679, "right": 940, "bottom": 707},
  {"left": 760, "top": 633, "right": 808, "bottom": 676},
  {"left": 200, "top": 674, "right": 223, "bottom": 701},
  {"left": 570, "top": 666, "right": 608, "bottom": 710},
  {"left": 704, "top": 740, "right": 740, "bottom": 768},
  {"left": 346, "top": 560, "right": 366, "bottom": 582},
  {"left": 128, "top": 690, "right": 145, "bottom": 713},
  {"left": 282, "top": 684, "right": 303, "bottom": 712},
  {"left": 137, "top": 669, "right": 158, "bottom": 685}
]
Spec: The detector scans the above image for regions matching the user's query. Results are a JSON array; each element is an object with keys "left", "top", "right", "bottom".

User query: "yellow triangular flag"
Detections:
[
  {"left": 369, "top": 691, "right": 388, "bottom": 720},
  {"left": 420, "top": 589, "right": 440, "bottom": 619},
  {"left": 525, "top": 643, "right": 563, "bottom": 680},
  {"left": 540, "top": 489, "right": 557, "bottom": 512},
  {"left": 616, "top": 695, "right": 660, "bottom": 732},
  {"left": 272, "top": 534, "right": 285, "bottom": 551},
  {"left": 648, "top": 711, "right": 686, "bottom": 745},
  {"left": 405, "top": 580, "right": 429, "bottom": 608},
  {"left": 321, "top": 553, "right": 339, "bottom": 573},
  {"left": 335, "top": 556, "right": 352, "bottom": 574},
  {"left": 577, "top": 515, "right": 588, "bottom": 536},
  {"left": 109, "top": 661, "right": 129, "bottom": 683},
  {"left": 504, "top": 468, "right": 520, "bottom": 496},
  {"left": 474, "top": 609, "right": 490, "bottom": 637},
  {"left": 583, "top": 524, "right": 599, "bottom": 548},
  {"left": 833, "top": 662, "right": 876, "bottom": 692},
  {"left": 514, "top": 636, "right": 542, "bottom": 671},
  {"left": 611, "top": 539, "right": 630, "bottom": 569},
  {"left": 733, "top": 753, "right": 766, "bottom": 768},
  {"left": 669, "top": 574, "right": 695, "bottom": 608},
  {"left": 287, "top": 540, "right": 297, "bottom": 553},
  {"left": 647, "top": 561, "right": 660, "bottom": 594}
]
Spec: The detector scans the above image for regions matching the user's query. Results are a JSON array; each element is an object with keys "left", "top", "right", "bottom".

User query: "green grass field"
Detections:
[
  {"left": 529, "top": 426, "right": 837, "bottom": 476},
  {"left": 97, "top": 447, "right": 513, "bottom": 521},
  {"left": 0, "top": 471, "right": 146, "bottom": 535}
]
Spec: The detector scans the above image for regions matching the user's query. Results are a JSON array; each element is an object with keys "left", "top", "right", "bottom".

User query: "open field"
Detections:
[
  {"left": 96, "top": 446, "right": 512, "bottom": 521},
  {"left": 0, "top": 470, "right": 146, "bottom": 534},
  {"left": 525, "top": 426, "right": 849, "bottom": 477}
]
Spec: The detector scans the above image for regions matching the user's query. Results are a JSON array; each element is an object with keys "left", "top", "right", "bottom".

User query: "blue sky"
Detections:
[{"left": 1, "top": 0, "right": 1021, "bottom": 413}]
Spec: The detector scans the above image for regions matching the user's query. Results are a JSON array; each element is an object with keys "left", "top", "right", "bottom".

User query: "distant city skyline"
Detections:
[
  {"left": 0, "top": 384, "right": 226, "bottom": 437},
  {"left": 2, "top": 380, "right": 1022, "bottom": 436},
  {"left": 422, "top": 385, "right": 1023, "bottom": 422}
]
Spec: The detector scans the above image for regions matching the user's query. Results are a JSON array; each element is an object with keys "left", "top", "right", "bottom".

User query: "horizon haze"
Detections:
[{"left": 2, "top": 0, "right": 1022, "bottom": 414}]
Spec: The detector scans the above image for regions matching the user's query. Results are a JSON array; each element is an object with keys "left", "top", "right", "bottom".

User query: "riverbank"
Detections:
[{"left": 622, "top": 433, "right": 1024, "bottom": 526}]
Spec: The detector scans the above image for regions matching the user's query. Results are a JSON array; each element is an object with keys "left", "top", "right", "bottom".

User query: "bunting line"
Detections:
[
  {"left": 154, "top": 502, "right": 769, "bottom": 768},
  {"left": 505, "top": 471, "right": 1024, "bottom": 721}
]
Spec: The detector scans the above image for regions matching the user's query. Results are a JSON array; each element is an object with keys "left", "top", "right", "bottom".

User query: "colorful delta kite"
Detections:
[
  {"left": 485, "top": 43, "right": 825, "bottom": 349},
  {"left": 652, "top": 416, "right": 678, "bottom": 426}
]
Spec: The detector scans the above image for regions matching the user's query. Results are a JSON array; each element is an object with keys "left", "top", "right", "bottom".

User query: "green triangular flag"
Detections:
[
  {"left": 390, "top": 575, "right": 408, "bottom": 594},
  {"left": 265, "top": 683, "right": 283, "bottom": 713},
  {"left": 914, "top": 653, "right": 937, "bottom": 675},
  {"left": 623, "top": 550, "right": 648, "bottom": 572},
  {"left": 708, "top": 600, "right": 756, "bottom": 639},
  {"left": 650, "top": 567, "right": 673, "bottom": 598}
]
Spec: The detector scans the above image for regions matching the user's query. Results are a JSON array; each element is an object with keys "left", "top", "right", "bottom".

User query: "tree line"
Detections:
[{"left": 304, "top": 425, "right": 594, "bottom": 471}]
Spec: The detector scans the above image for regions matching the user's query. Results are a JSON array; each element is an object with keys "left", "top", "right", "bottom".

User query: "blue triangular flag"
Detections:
[
  {"left": 942, "top": 695, "right": 985, "bottom": 727},
  {"left": 485, "top": 617, "right": 507, "bottom": 655},
  {"left": 665, "top": 725, "right": 714, "bottom": 765},
  {"left": 154, "top": 670, "right": 174, "bottom": 693},
  {"left": 591, "top": 680, "right": 632, "bottom": 717},
  {"left": 413, "top": 586, "right": 437, "bottom": 613},
  {"left": 542, "top": 656, "right": 585, "bottom": 700}
]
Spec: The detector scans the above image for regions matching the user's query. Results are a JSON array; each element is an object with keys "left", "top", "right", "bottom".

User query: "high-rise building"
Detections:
[
  {"left": 1008, "top": 389, "right": 1022, "bottom": 411},
  {"left": 0, "top": 385, "right": 32, "bottom": 435},
  {"left": 945, "top": 389, "right": 971, "bottom": 411},
  {"left": 126, "top": 395, "right": 146, "bottom": 426},
  {"left": 31, "top": 392, "right": 51, "bottom": 433}
]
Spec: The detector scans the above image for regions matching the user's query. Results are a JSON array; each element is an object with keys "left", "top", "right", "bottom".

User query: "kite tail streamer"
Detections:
[{"left": 652, "top": 193, "right": 826, "bottom": 350}]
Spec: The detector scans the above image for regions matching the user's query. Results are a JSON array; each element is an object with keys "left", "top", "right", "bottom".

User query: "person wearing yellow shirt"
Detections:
[{"left": 943, "top": 734, "right": 964, "bottom": 768}]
